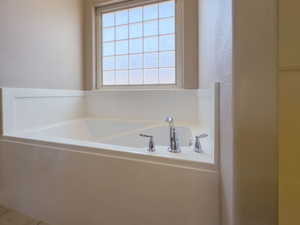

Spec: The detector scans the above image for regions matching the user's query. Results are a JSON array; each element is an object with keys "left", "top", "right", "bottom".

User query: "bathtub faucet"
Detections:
[
  {"left": 165, "top": 116, "right": 181, "bottom": 153},
  {"left": 140, "top": 134, "right": 156, "bottom": 152}
]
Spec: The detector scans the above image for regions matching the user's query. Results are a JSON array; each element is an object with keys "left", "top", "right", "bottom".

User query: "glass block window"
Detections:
[{"left": 101, "top": 0, "right": 176, "bottom": 86}]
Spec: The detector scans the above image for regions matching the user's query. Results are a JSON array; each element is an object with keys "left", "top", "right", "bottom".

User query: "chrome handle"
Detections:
[
  {"left": 140, "top": 134, "right": 156, "bottom": 152},
  {"left": 140, "top": 134, "right": 152, "bottom": 138},
  {"left": 196, "top": 134, "right": 208, "bottom": 139},
  {"left": 194, "top": 133, "right": 208, "bottom": 153}
]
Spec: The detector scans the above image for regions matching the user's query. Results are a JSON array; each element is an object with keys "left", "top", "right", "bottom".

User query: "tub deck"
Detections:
[{"left": 9, "top": 117, "right": 215, "bottom": 168}]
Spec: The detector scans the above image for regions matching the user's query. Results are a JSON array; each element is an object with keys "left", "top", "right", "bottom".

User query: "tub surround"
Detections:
[
  {"left": 1, "top": 88, "right": 86, "bottom": 135},
  {"left": 0, "top": 84, "right": 220, "bottom": 225},
  {"left": 1, "top": 87, "right": 217, "bottom": 135},
  {"left": 86, "top": 89, "right": 203, "bottom": 123},
  {"left": 1, "top": 85, "right": 219, "bottom": 167},
  {"left": 0, "top": 139, "right": 219, "bottom": 225}
]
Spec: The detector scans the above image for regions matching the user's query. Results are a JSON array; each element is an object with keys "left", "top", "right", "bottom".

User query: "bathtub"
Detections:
[
  {"left": 13, "top": 118, "right": 215, "bottom": 168},
  {"left": 0, "top": 87, "right": 220, "bottom": 225}
]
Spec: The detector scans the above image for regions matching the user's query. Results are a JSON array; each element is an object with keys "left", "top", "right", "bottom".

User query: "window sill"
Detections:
[{"left": 88, "top": 87, "right": 199, "bottom": 93}]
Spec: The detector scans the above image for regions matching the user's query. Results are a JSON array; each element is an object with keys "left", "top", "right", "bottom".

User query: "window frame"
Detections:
[{"left": 95, "top": 0, "right": 184, "bottom": 89}]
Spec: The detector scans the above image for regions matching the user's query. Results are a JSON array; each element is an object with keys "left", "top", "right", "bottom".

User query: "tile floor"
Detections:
[{"left": 0, "top": 205, "right": 50, "bottom": 225}]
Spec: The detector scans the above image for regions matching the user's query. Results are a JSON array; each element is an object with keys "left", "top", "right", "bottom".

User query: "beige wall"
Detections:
[
  {"left": 279, "top": 1, "right": 300, "bottom": 68},
  {"left": 279, "top": 72, "right": 300, "bottom": 225},
  {"left": 279, "top": 1, "right": 300, "bottom": 225},
  {"left": 234, "top": 0, "right": 278, "bottom": 225},
  {"left": 0, "top": 0, "right": 84, "bottom": 90}
]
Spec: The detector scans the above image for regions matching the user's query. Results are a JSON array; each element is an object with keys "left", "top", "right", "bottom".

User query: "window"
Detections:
[{"left": 98, "top": 0, "right": 177, "bottom": 87}]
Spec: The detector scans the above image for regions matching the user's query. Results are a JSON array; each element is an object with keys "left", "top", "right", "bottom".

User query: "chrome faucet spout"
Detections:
[{"left": 165, "top": 116, "right": 181, "bottom": 153}]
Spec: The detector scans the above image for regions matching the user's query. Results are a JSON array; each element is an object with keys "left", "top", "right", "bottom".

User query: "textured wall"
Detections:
[
  {"left": 198, "top": 0, "right": 232, "bottom": 89},
  {"left": 0, "top": 0, "right": 84, "bottom": 90}
]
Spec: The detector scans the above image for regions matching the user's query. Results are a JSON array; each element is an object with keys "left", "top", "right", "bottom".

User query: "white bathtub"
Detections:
[
  {"left": 0, "top": 87, "right": 220, "bottom": 225},
  {"left": 14, "top": 118, "right": 214, "bottom": 167}
]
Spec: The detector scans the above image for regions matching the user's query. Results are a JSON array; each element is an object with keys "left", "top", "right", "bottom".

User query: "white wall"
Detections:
[
  {"left": 198, "top": 1, "right": 233, "bottom": 225},
  {"left": 198, "top": 0, "right": 232, "bottom": 89},
  {"left": 0, "top": 0, "right": 84, "bottom": 90},
  {"left": 198, "top": 1, "right": 278, "bottom": 225}
]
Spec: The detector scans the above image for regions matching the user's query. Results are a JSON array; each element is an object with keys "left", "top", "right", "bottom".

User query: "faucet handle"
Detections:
[
  {"left": 193, "top": 133, "right": 208, "bottom": 153},
  {"left": 140, "top": 134, "right": 156, "bottom": 152},
  {"left": 196, "top": 134, "right": 208, "bottom": 139}
]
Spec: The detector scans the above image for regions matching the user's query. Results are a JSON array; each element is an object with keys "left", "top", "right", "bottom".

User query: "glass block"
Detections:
[
  {"left": 159, "top": 68, "right": 176, "bottom": 84},
  {"left": 159, "top": 35, "right": 175, "bottom": 51},
  {"left": 144, "top": 53, "right": 158, "bottom": 68},
  {"left": 129, "top": 7, "right": 142, "bottom": 23},
  {"left": 143, "top": 4, "right": 158, "bottom": 21},
  {"left": 129, "top": 23, "right": 143, "bottom": 38},
  {"left": 116, "top": 55, "right": 129, "bottom": 70},
  {"left": 115, "top": 10, "right": 128, "bottom": 25},
  {"left": 159, "top": 1, "right": 175, "bottom": 18},
  {"left": 144, "top": 69, "right": 159, "bottom": 84},
  {"left": 102, "top": 13, "right": 115, "bottom": 27},
  {"left": 144, "top": 20, "right": 158, "bottom": 36},
  {"left": 129, "top": 38, "right": 143, "bottom": 53},
  {"left": 159, "top": 51, "right": 175, "bottom": 67},
  {"left": 129, "top": 54, "right": 143, "bottom": 69},
  {"left": 103, "top": 71, "right": 115, "bottom": 85},
  {"left": 116, "top": 25, "right": 128, "bottom": 40},
  {"left": 159, "top": 18, "right": 175, "bottom": 35},
  {"left": 103, "top": 42, "right": 115, "bottom": 56},
  {"left": 101, "top": 2, "right": 177, "bottom": 87},
  {"left": 144, "top": 36, "right": 158, "bottom": 52},
  {"left": 103, "top": 56, "right": 115, "bottom": 70},
  {"left": 116, "top": 40, "right": 128, "bottom": 55},
  {"left": 103, "top": 27, "right": 115, "bottom": 42},
  {"left": 129, "top": 70, "right": 143, "bottom": 84},
  {"left": 116, "top": 70, "right": 129, "bottom": 85}
]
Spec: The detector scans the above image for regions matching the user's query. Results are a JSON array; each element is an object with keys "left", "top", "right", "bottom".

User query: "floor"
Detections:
[{"left": 0, "top": 205, "right": 49, "bottom": 225}]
